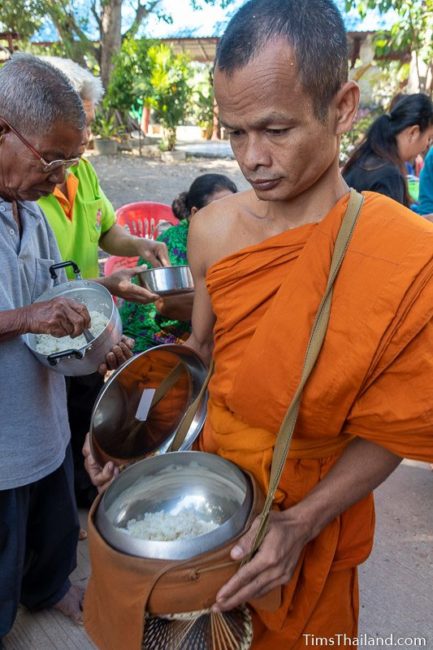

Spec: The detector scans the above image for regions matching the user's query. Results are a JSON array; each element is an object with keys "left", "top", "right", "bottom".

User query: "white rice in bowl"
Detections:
[
  {"left": 35, "top": 309, "right": 109, "bottom": 355},
  {"left": 125, "top": 510, "right": 219, "bottom": 541}
]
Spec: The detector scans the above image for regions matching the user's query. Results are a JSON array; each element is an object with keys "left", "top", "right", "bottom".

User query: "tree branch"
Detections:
[
  {"left": 124, "top": 0, "right": 161, "bottom": 39},
  {"left": 90, "top": 0, "right": 102, "bottom": 32}
]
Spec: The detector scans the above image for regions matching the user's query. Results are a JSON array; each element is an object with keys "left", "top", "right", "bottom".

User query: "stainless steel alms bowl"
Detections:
[
  {"left": 95, "top": 451, "right": 253, "bottom": 560},
  {"left": 137, "top": 265, "right": 194, "bottom": 296},
  {"left": 90, "top": 344, "right": 208, "bottom": 466}
]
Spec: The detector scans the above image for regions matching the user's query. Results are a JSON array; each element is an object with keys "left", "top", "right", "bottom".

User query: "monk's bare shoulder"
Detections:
[{"left": 188, "top": 189, "right": 257, "bottom": 269}]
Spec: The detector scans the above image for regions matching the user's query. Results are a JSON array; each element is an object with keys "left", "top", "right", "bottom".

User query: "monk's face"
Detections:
[{"left": 215, "top": 39, "right": 350, "bottom": 203}]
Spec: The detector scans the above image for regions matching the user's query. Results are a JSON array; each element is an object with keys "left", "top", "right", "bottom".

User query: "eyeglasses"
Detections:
[{"left": 0, "top": 116, "right": 81, "bottom": 173}]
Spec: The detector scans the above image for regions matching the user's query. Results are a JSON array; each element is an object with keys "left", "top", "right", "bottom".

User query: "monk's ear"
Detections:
[{"left": 334, "top": 81, "right": 360, "bottom": 136}]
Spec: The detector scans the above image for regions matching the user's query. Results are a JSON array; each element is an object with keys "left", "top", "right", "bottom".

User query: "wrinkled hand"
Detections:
[
  {"left": 82, "top": 433, "right": 119, "bottom": 493},
  {"left": 102, "top": 267, "right": 160, "bottom": 304},
  {"left": 97, "top": 334, "right": 134, "bottom": 375},
  {"left": 23, "top": 297, "right": 90, "bottom": 337},
  {"left": 213, "top": 510, "right": 310, "bottom": 612},
  {"left": 135, "top": 239, "right": 170, "bottom": 268}
]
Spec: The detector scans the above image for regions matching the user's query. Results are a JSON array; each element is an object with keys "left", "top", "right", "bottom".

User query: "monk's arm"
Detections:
[
  {"left": 293, "top": 437, "right": 401, "bottom": 536},
  {"left": 184, "top": 211, "right": 216, "bottom": 365},
  {"left": 214, "top": 437, "right": 401, "bottom": 611}
]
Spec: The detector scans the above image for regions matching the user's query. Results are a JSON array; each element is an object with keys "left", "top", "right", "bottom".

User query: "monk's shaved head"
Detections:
[{"left": 215, "top": 0, "right": 348, "bottom": 121}]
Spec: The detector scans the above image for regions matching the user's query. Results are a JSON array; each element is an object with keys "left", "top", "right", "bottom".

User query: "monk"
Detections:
[
  {"left": 185, "top": 0, "right": 433, "bottom": 647},
  {"left": 84, "top": 0, "right": 433, "bottom": 647}
]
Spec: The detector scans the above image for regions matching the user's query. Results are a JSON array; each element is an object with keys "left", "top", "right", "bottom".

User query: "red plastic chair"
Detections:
[
  {"left": 103, "top": 254, "right": 139, "bottom": 277},
  {"left": 116, "top": 201, "right": 179, "bottom": 239}
]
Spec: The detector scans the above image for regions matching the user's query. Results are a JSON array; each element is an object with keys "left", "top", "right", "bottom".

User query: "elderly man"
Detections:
[
  {"left": 0, "top": 54, "right": 133, "bottom": 644},
  {"left": 34, "top": 57, "right": 169, "bottom": 508},
  {"left": 84, "top": 1, "right": 433, "bottom": 648}
]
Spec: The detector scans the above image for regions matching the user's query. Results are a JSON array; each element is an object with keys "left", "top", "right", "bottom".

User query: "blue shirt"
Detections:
[
  {"left": 414, "top": 148, "right": 433, "bottom": 216},
  {"left": 0, "top": 197, "right": 70, "bottom": 489}
]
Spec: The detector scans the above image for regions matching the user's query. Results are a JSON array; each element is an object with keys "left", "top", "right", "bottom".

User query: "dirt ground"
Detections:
[{"left": 88, "top": 151, "right": 250, "bottom": 209}]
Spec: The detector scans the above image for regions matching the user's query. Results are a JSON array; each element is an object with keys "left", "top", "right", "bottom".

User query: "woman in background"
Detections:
[
  {"left": 120, "top": 173, "right": 237, "bottom": 352},
  {"left": 343, "top": 93, "right": 433, "bottom": 206}
]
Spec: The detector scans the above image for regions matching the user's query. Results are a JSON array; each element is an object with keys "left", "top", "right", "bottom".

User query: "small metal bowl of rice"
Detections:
[
  {"left": 137, "top": 265, "right": 194, "bottom": 296},
  {"left": 95, "top": 451, "right": 253, "bottom": 560}
]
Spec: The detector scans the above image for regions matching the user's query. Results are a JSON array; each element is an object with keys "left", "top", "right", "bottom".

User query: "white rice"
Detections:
[
  {"left": 34, "top": 309, "right": 109, "bottom": 355},
  {"left": 125, "top": 510, "right": 219, "bottom": 541}
]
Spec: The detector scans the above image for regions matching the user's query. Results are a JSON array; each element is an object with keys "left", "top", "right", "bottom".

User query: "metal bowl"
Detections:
[
  {"left": 137, "top": 265, "right": 194, "bottom": 296},
  {"left": 90, "top": 344, "right": 208, "bottom": 466},
  {"left": 25, "top": 279, "right": 122, "bottom": 376},
  {"left": 95, "top": 451, "right": 253, "bottom": 560}
]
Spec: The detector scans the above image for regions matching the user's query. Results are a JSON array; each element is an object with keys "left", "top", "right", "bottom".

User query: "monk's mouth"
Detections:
[{"left": 249, "top": 178, "right": 282, "bottom": 191}]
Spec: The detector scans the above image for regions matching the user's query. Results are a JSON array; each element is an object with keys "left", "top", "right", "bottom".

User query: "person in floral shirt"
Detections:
[{"left": 120, "top": 173, "right": 237, "bottom": 352}]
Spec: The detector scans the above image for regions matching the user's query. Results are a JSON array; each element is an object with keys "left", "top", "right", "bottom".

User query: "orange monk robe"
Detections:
[{"left": 199, "top": 191, "right": 433, "bottom": 648}]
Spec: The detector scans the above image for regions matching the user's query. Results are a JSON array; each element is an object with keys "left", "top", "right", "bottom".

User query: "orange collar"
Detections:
[{"left": 53, "top": 172, "right": 79, "bottom": 220}]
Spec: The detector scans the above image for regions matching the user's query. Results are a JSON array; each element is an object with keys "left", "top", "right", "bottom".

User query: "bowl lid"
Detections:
[{"left": 90, "top": 344, "right": 208, "bottom": 466}]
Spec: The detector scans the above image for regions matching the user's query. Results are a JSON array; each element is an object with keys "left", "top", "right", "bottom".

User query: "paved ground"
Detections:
[
  {"left": 358, "top": 460, "right": 433, "bottom": 647},
  {"left": 4, "top": 152, "right": 433, "bottom": 648}
]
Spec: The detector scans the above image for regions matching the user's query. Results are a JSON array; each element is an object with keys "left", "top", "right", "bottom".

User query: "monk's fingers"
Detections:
[
  {"left": 215, "top": 539, "right": 279, "bottom": 603},
  {"left": 213, "top": 560, "right": 285, "bottom": 612},
  {"left": 229, "top": 516, "right": 262, "bottom": 561},
  {"left": 215, "top": 512, "right": 305, "bottom": 612}
]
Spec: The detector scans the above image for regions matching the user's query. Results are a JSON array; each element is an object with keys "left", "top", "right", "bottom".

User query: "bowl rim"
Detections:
[
  {"left": 25, "top": 282, "right": 116, "bottom": 357},
  {"left": 89, "top": 344, "right": 208, "bottom": 465},
  {"left": 96, "top": 451, "right": 253, "bottom": 560},
  {"left": 137, "top": 265, "right": 192, "bottom": 275}
]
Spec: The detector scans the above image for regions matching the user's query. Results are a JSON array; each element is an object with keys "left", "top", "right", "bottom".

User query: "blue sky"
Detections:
[
  {"left": 139, "top": 0, "right": 393, "bottom": 37},
  {"left": 37, "top": 0, "right": 394, "bottom": 41}
]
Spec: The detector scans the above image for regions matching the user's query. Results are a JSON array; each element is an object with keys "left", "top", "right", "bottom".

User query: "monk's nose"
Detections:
[{"left": 241, "top": 135, "right": 271, "bottom": 170}]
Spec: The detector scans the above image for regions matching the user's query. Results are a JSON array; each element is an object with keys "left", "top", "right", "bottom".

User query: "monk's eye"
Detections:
[{"left": 266, "top": 128, "right": 289, "bottom": 136}]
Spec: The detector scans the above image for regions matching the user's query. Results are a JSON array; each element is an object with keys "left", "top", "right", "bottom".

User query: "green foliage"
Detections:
[
  {"left": 0, "top": 0, "right": 42, "bottom": 40},
  {"left": 146, "top": 44, "right": 193, "bottom": 150},
  {"left": 346, "top": 0, "right": 433, "bottom": 94},
  {"left": 92, "top": 107, "right": 123, "bottom": 139},
  {"left": 108, "top": 38, "right": 194, "bottom": 150},
  {"left": 189, "top": 65, "right": 215, "bottom": 136},
  {"left": 0, "top": 1, "right": 237, "bottom": 72},
  {"left": 106, "top": 37, "right": 155, "bottom": 115}
]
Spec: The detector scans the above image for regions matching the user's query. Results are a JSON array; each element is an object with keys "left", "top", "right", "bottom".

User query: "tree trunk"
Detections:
[{"left": 100, "top": 0, "right": 122, "bottom": 89}]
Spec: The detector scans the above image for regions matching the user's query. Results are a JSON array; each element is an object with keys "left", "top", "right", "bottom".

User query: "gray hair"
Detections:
[
  {"left": 37, "top": 56, "right": 104, "bottom": 105},
  {"left": 0, "top": 53, "right": 86, "bottom": 136}
]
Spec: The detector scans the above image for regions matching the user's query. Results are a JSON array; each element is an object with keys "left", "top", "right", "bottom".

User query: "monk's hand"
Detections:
[
  {"left": 212, "top": 509, "right": 310, "bottom": 612},
  {"left": 82, "top": 433, "right": 119, "bottom": 493},
  {"left": 97, "top": 335, "right": 134, "bottom": 375},
  {"left": 155, "top": 292, "right": 194, "bottom": 321}
]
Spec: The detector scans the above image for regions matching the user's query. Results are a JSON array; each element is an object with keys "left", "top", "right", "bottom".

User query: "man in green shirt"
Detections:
[{"left": 37, "top": 56, "right": 168, "bottom": 289}]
